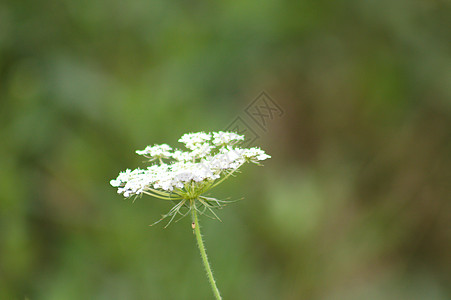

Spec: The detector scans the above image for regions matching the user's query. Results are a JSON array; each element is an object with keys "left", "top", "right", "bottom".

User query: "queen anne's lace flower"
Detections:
[
  {"left": 212, "top": 131, "right": 245, "bottom": 146},
  {"left": 178, "top": 132, "right": 212, "bottom": 150},
  {"left": 110, "top": 131, "right": 270, "bottom": 226},
  {"left": 135, "top": 144, "right": 173, "bottom": 160},
  {"left": 110, "top": 131, "right": 271, "bottom": 300}
]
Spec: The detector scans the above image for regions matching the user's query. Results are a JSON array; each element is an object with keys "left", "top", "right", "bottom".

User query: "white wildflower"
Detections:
[
  {"left": 172, "top": 150, "right": 193, "bottom": 162},
  {"left": 212, "top": 131, "right": 244, "bottom": 146},
  {"left": 179, "top": 132, "right": 212, "bottom": 150},
  {"left": 241, "top": 147, "right": 272, "bottom": 163},
  {"left": 136, "top": 144, "right": 173, "bottom": 160},
  {"left": 110, "top": 131, "right": 270, "bottom": 226}
]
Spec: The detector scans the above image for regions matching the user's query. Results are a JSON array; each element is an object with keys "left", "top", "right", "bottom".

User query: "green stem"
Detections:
[{"left": 191, "top": 205, "right": 222, "bottom": 300}]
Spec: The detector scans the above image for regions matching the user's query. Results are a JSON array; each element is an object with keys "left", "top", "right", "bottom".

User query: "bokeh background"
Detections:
[{"left": 1, "top": 0, "right": 450, "bottom": 299}]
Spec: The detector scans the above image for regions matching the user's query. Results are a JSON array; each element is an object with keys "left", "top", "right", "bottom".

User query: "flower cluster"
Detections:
[
  {"left": 110, "top": 131, "right": 270, "bottom": 225},
  {"left": 111, "top": 131, "right": 270, "bottom": 196}
]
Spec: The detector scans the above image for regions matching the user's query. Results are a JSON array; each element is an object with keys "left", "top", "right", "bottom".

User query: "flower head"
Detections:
[
  {"left": 110, "top": 131, "right": 270, "bottom": 226},
  {"left": 135, "top": 144, "right": 173, "bottom": 161}
]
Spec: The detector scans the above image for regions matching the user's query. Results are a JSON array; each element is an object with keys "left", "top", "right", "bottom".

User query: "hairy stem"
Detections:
[{"left": 191, "top": 204, "right": 222, "bottom": 300}]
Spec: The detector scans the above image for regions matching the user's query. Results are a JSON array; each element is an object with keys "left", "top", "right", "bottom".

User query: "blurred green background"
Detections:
[{"left": 1, "top": 0, "right": 450, "bottom": 299}]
